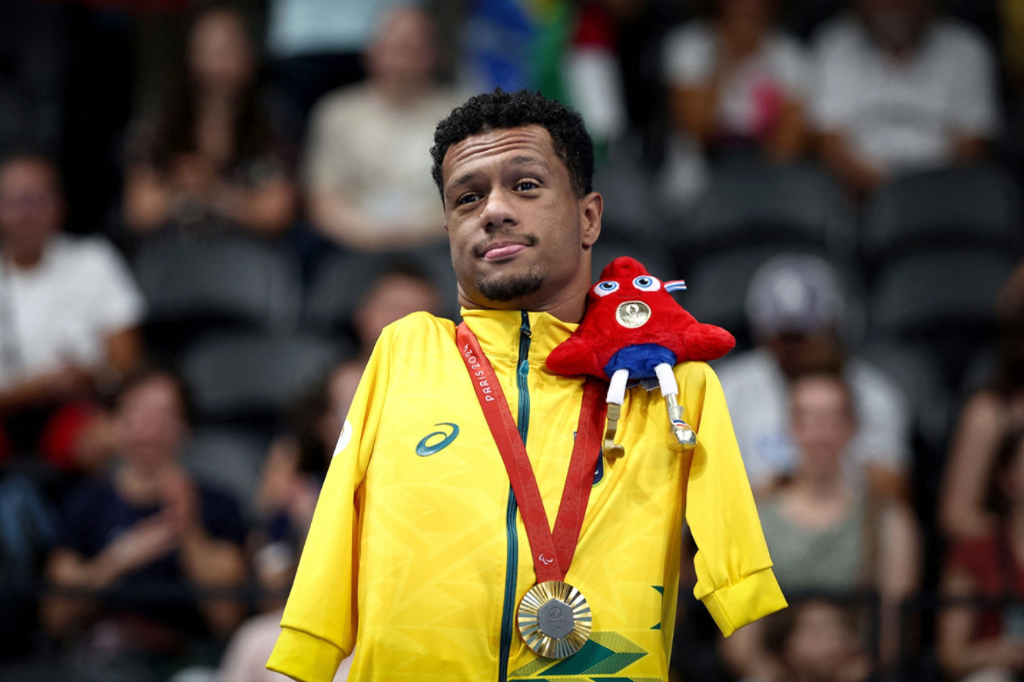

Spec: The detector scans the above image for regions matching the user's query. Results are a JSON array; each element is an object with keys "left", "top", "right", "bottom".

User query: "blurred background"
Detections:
[{"left": 1, "top": 0, "right": 1023, "bottom": 680}]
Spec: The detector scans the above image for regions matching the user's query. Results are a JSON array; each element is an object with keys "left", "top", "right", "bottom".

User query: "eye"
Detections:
[
  {"left": 514, "top": 180, "right": 539, "bottom": 191},
  {"left": 633, "top": 276, "right": 661, "bottom": 292},
  {"left": 456, "top": 193, "right": 479, "bottom": 206},
  {"left": 593, "top": 281, "right": 619, "bottom": 297}
]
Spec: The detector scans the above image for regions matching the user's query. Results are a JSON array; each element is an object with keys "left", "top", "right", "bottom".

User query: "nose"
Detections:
[{"left": 479, "top": 189, "right": 518, "bottom": 232}]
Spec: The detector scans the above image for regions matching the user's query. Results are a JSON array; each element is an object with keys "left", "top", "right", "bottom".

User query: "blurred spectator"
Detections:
[
  {"left": 123, "top": 7, "right": 297, "bottom": 242},
  {"left": 41, "top": 368, "right": 247, "bottom": 669},
  {"left": 663, "top": 0, "right": 809, "bottom": 162},
  {"left": 219, "top": 369, "right": 354, "bottom": 682},
  {"left": 264, "top": 0, "right": 405, "bottom": 138},
  {"left": 215, "top": 264, "right": 440, "bottom": 681},
  {"left": 721, "top": 373, "right": 919, "bottom": 679},
  {"left": 812, "top": 0, "right": 999, "bottom": 198},
  {"left": 659, "top": 0, "right": 809, "bottom": 209},
  {"left": 303, "top": 5, "right": 463, "bottom": 251},
  {"left": 716, "top": 255, "right": 910, "bottom": 499},
  {"left": 0, "top": 154, "right": 143, "bottom": 468},
  {"left": 255, "top": 262, "right": 441, "bottom": 561},
  {"left": 764, "top": 599, "right": 873, "bottom": 682},
  {"left": 941, "top": 264, "right": 1024, "bottom": 540},
  {"left": 940, "top": 433, "right": 1024, "bottom": 681},
  {"left": 218, "top": 608, "right": 352, "bottom": 681}
]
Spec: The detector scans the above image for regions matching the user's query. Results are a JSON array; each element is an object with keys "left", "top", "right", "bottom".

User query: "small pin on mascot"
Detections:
[{"left": 547, "top": 257, "right": 735, "bottom": 456}]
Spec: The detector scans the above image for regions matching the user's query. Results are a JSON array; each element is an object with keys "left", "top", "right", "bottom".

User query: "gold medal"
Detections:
[
  {"left": 615, "top": 301, "right": 651, "bottom": 328},
  {"left": 516, "top": 580, "right": 592, "bottom": 659}
]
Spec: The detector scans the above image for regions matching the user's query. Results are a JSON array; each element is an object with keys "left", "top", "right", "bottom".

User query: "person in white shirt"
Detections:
[
  {"left": 303, "top": 5, "right": 464, "bottom": 252},
  {"left": 716, "top": 254, "right": 911, "bottom": 499},
  {"left": 0, "top": 154, "right": 144, "bottom": 465},
  {"left": 663, "top": 0, "right": 810, "bottom": 161},
  {"left": 659, "top": 0, "right": 810, "bottom": 209},
  {"left": 812, "top": 0, "right": 999, "bottom": 197}
]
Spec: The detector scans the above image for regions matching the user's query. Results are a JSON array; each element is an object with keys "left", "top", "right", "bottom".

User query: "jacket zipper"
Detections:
[{"left": 498, "top": 311, "right": 532, "bottom": 681}]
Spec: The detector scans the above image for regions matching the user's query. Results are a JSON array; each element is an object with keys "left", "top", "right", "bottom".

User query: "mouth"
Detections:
[{"left": 476, "top": 237, "right": 536, "bottom": 261}]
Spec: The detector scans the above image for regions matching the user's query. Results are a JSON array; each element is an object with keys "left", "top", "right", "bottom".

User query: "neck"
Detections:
[
  {"left": 373, "top": 77, "right": 429, "bottom": 108},
  {"left": 462, "top": 292, "right": 587, "bottom": 324},
  {"left": 793, "top": 466, "right": 845, "bottom": 500},
  {"left": 117, "top": 459, "right": 173, "bottom": 503},
  {"left": 3, "top": 242, "right": 46, "bottom": 269}
]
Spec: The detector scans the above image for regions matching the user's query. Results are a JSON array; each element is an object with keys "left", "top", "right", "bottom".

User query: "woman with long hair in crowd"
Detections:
[
  {"left": 122, "top": 6, "right": 296, "bottom": 241},
  {"left": 942, "top": 266, "right": 1024, "bottom": 540}
]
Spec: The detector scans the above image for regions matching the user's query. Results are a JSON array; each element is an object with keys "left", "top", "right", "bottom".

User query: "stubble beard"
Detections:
[{"left": 476, "top": 267, "right": 547, "bottom": 303}]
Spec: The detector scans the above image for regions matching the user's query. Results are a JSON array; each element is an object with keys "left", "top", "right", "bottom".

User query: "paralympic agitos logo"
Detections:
[{"left": 416, "top": 423, "right": 460, "bottom": 456}]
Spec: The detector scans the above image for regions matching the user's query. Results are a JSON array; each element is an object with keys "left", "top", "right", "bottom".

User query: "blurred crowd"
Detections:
[{"left": 2, "top": 0, "right": 1024, "bottom": 680}]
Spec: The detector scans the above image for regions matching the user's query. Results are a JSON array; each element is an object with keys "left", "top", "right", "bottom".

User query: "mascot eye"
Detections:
[
  {"left": 632, "top": 276, "right": 661, "bottom": 292},
  {"left": 594, "top": 281, "right": 619, "bottom": 297}
]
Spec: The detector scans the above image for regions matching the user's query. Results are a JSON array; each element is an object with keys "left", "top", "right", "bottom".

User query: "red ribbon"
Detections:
[{"left": 456, "top": 322, "right": 607, "bottom": 583}]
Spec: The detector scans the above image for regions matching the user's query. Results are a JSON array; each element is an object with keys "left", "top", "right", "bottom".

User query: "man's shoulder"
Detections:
[
  {"left": 50, "top": 234, "right": 124, "bottom": 270},
  {"left": 309, "top": 83, "right": 374, "bottom": 124},
  {"left": 380, "top": 311, "right": 456, "bottom": 349},
  {"left": 928, "top": 17, "right": 993, "bottom": 61}
]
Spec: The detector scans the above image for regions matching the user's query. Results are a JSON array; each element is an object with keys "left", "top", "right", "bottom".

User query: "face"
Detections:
[
  {"left": 365, "top": 7, "right": 437, "bottom": 88},
  {"left": 719, "top": 0, "right": 772, "bottom": 27},
  {"left": 442, "top": 125, "right": 601, "bottom": 313},
  {"left": 783, "top": 602, "right": 860, "bottom": 679},
  {"left": 188, "top": 10, "right": 255, "bottom": 95},
  {"left": 116, "top": 376, "right": 189, "bottom": 472},
  {"left": 0, "top": 159, "right": 62, "bottom": 253},
  {"left": 354, "top": 274, "right": 441, "bottom": 349},
  {"left": 766, "top": 330, "right": 842, "bottom": 379},
  {"left": 859, "top": 0, "right": 932, "bottom": 50},
  {"left": 790, "top": 375, "right": 856, "bottom": 476}
]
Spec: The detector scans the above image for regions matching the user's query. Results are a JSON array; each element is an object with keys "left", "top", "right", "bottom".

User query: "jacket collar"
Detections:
[{"left": 460, "top": 307, "right": 578, "bottom": 366}]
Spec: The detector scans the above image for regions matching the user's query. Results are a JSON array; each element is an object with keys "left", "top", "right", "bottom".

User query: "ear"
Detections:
[{"left": 580, "top": 191, "right": 602, "bottom": 248}]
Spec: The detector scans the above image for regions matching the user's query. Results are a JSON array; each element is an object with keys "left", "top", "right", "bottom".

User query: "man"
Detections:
[
  {"left": 813, "top": 0, "right": 999, "bottom": 197},
  {"left": 303, "top": 5, "right": 464, "bottom": 251},
  {"left": 268, "top": 90, "right": 784, "bottom": 680},
  {"left": 717, "top": 255, "right": 910, "bottom": 499},
  {"left": 0, "top": 154, "right": 144, "bottom": 466}
]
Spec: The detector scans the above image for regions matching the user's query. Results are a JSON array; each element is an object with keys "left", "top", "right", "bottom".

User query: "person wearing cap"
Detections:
[{"left": 716, "top": 254, "right": 910, "bottom": 498}]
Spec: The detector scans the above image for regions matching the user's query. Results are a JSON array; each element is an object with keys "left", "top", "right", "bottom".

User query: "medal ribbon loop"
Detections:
[{"left": 456, "top": 322, "right": 606, "bottom": 583}]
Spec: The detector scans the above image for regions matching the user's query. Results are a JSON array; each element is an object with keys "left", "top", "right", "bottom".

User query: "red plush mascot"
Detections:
[{"left": 547, "top": 257, "right": 735, "bottom": 456}]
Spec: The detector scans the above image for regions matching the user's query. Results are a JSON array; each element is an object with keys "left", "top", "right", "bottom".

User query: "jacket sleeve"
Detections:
[
  {"left": 680, "top": 362, "right": 787, "bottom": 637},
  {"left": 266, "top": 333, "right": 391, "bottom": 681}
]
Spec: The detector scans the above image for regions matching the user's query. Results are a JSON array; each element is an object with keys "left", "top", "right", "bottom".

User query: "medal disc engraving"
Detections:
[
  {"left": 517, "top": 581, "right": 592, "bottom": 659},
  {"left": 615, "top": 301, "right": 651, "bottom": 329},
  {"left": 537, "top": 599, "right": 575, "bottom": 639}
]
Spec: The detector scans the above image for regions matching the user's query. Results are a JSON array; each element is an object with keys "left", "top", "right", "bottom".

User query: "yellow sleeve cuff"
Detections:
[
  {"left": 700, "top": 567, "right": 788, "bottom": 637},
  {"left": 266, "top": 626, "right": 346, "bottom": 682}
]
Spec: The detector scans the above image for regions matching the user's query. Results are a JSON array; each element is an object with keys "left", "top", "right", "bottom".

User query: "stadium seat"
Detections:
[
  {"left": 182, "top": 426, "right": 271, "bottom": 520},
  {"left": 870, "top": 250, "right": 1016, "bottom": 388},
  {"left": 181, "top": 332, "right": 349, "bottom": 433},
  {"left": 591, "top": 239, "right": 675, "bottom": 284},
  {"left": 302, "top": 242, "right": 460, "bottom": 337},
  {"left": 675, "top": 161, "right": 857, "bottom": 262},
  {"left": 857, "top": 341, "right": 951, "bottom": 453},
  {"left": 592, "top": 139, "right": 662, "bottom": 246},
  {"left": 683, "top": 246, "right": 866, "bottom": 350},
  {"left": 134, "top": 238, "right": 303, "bottom": 357},
  {"left": 862, "top": 165, "right": 1021, "bottom": 263}
]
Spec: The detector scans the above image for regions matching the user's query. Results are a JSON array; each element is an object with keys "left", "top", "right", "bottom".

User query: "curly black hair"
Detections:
[{"left": 430, "top": 89, "right": 594, "bottom": 202}]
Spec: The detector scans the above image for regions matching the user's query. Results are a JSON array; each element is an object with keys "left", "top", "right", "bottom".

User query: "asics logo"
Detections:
[{"left": 416, "top": 423, "right": 460, "bottom": 457}]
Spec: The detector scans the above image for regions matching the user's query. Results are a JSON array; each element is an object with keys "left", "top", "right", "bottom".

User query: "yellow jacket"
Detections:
[{"left": 268, "top": 308, "right": 785, "bottom": 681}]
